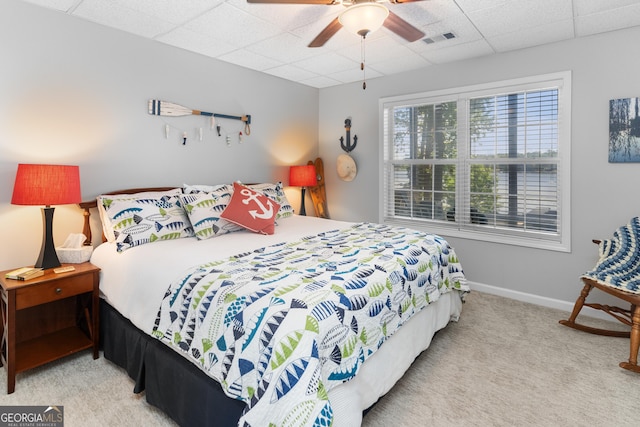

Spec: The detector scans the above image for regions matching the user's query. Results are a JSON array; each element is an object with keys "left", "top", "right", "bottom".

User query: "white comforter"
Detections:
[
  {"left": 92, "top": 216, "right": 352, "bottom": 334},
  {"left": 91, "top": 216, "right": 465, "bottom": 426}
]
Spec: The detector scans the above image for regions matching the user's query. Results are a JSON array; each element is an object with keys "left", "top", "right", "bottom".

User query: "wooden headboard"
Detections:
[{"left": 78, "top": 187, "right": 177, "bottom": 245}]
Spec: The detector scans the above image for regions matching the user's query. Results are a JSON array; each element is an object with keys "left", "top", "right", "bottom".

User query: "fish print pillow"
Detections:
[
  {"left": 102, "top": 195, "right": 194, "bottom": 252},
  {"left": 221, "top": 182, "right": 280, "bottom": 235},
  {"left": 179, "top": 187, "right": 244, "bottom": 240},
  {"left": 182, "top": 183, "right": 230, "bottom": 195},
  {"left": 98, "top": 188, "right": 182, "bottom": 242}
]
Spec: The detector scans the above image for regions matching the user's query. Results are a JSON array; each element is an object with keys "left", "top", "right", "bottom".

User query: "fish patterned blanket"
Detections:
[{"left": 152, "top": 223, "right": 468, "bottom": 426}]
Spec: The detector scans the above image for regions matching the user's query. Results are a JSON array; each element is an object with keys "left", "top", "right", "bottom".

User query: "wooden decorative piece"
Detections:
[{"left": 307, "top": 158, "right": 329, "bottom": 219}]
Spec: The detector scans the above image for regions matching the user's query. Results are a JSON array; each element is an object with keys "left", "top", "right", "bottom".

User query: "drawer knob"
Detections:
[{"left": 55, "top": 288, "right": 62, "bottom": 294}]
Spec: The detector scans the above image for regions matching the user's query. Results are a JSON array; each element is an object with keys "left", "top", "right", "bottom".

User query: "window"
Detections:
[{"left": 380, "top": 72, "right": 571, "bottom": 251}]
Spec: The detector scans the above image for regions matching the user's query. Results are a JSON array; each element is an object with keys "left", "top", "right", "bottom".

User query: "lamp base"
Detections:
[
  {"left": 299, "top": 187, "right": 307, "bottom": 216},
  {"left": 35, "top": 206, "right": 61, "bottom": 269}
]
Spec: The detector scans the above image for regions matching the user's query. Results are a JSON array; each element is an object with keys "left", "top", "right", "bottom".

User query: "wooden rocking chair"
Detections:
[{"left": 559, "top": 219, "right": 640, "bottom": 374}]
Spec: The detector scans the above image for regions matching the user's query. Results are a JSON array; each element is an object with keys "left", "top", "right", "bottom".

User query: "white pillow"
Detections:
[{"left": 97, "top": 188, "right": 182, "bottom": 242}]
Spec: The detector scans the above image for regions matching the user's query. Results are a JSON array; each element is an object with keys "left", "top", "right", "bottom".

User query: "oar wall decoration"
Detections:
[{"left": 148, "top": 100, "right": 251, "bottom": 143}]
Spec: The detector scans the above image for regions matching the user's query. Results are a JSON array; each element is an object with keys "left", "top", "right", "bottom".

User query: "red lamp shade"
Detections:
[
  {"left": 11, "top": 164, "right": 82, "bottom": 269},
  {"left": 289, "top": 165, "right": 317, "bottom": 217},
  {"left": 289, "top": 165, "right": 318, "bottom": 188},
  {"left": 12, "top": 164, "right": 81, "bottom": 206}
]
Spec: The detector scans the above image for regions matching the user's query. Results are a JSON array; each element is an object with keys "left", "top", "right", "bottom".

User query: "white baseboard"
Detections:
[{"left": 468, "top": 281, "right": 614, "bottom": 323}]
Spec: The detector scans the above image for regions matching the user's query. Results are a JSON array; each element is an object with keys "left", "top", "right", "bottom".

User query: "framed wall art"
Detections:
[{"left": 609, "top": 97, "right": 640, "bottom": 162}]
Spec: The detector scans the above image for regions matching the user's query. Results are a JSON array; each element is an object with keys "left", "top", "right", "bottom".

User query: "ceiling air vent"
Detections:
[{"left": 423, "top": 32, "right": 456, "bottom": 44}]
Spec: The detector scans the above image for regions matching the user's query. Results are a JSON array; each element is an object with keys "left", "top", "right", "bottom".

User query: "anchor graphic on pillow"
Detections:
[{"left": 240, "top": 188, "right": 274, "bottom": 219}]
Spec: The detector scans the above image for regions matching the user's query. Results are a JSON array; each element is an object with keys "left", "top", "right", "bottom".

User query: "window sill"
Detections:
[{"left": 381, "top": 218, "right": 571, "bottom": 253}]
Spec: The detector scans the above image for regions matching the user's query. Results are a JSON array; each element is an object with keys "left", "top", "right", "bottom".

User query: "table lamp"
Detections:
[
  {"left": 11, "top": 164, "right": 82, "bottom": 269},
  {"left": 289, "top": 165, "right": 317, "bottom": 216}
]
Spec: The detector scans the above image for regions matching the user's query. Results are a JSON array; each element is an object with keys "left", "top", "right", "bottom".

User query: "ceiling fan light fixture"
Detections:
[{"left": 338, "top": 3, "right": 389, "bottom": 38}]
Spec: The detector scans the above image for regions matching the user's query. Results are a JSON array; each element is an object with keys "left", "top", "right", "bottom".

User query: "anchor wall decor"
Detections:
[
  {"left": 337, "top": 118, "right": 358, "bottom": 182},
  {"left": 340, "top": 118, "right": 357, "bottom": 153}
]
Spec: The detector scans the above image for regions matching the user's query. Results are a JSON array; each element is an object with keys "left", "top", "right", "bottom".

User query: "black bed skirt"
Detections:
[{"left": 100, "top": 300, "right": 246, "bottom": 426}]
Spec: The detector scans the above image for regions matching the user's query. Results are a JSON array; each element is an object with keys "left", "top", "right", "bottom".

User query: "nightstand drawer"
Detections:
[{"left": 15, "top": 275, "right": 94, "bottom": 309}]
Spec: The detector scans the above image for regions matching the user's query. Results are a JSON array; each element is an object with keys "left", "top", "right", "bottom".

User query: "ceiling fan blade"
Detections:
[
  {"left": 383, "top": 10, "right": 425, "bottom": 42},
  {"left": 308, "top": 17, "right": 342, "bottom": 48},
  {"left": 247, "top": 0, "right": 334, "bottom": 4}
]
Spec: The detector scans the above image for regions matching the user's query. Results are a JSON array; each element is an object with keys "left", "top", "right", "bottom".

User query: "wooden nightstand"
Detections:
[{"left": 0, "top": 262, "right": 100, "bottom": 394}]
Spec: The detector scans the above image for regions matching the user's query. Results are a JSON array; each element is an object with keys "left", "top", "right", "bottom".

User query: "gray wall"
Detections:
[
  {"left": 318, "top": 26, "right": 640, "bottom": 309},
  {"left": 0, "top": 0, "right": 319, "bottom": 270},
  {"left": 3, "top": 0, "right": 640, "bottom": 312}
]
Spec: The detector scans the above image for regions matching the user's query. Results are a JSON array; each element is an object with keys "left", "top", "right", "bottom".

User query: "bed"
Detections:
[{"left": 80, "top": 183, "right": 468, "bottom": 427}]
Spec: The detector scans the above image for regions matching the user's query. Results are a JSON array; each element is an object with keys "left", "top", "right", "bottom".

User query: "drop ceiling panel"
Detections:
[
  {"left": 299, "top": 74, "right": 342, "bottom": 89},
  {"left": 72, "top": 0, "right": 177, "bottom": 38},
  {"left": 424, "top": 39, "right": 495, "bottom": 64},
  {"left": 245, "top": 33, "right": 318, "bottom": 63},
  {"left": 293, "top": 52, "right": 360, "bottom": 75},
  {"left": 263, "top": 64, "right": 318, "bottom": 82},
  {"left": 102, "top": 0, "right": 220, "bottom": 26},
  {"left": 573, "top": 0, "right": 640, "bottom": 16},
  {"left": 218, "top": 49, "right": 284, "bottom": 71},
  {"left": 181, "top": 3, "right": 282, "bottom": 48},
  {"left": 23, "top": 0, "right": 76, "bottom": 10},
  {"left": 464, "top": 0, "right": 573, "bottom": 37},
  {"left": 17, "top": 0, "right": 640, "bottom": 88},
  {"left": 157, "top": 27, "right": 237, "bottom": 58},
  {"left": 453, "top": 0, "right": 508, "bottom": 14},
  {"left": 486, "top": 20, "right": 575, "bottom": 53},
  {"left": 574, "top": 3, "right": 640, "bottom": 37},
  {"left": 367, "top": 53, "right": 432, "bottom": 75}
]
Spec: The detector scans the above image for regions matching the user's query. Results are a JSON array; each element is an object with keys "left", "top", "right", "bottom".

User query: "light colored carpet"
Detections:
[
  {"left": 1, "top": 291, "right": 637, "bottom": 426},
  {"left": 363, "top": 292, "right": 637, "bottom": 427}
]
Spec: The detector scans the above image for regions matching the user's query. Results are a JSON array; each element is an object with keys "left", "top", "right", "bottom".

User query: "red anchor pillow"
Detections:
[{"left": 221, "top": 182, "right": 281, "bottom": 235}]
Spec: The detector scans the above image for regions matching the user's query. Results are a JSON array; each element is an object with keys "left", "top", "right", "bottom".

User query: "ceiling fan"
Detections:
[{"left": 247, "top": 0, "right": 427, "bottom": 48}]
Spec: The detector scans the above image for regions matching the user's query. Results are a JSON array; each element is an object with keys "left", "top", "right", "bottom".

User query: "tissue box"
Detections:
[{"left": 56, "top": 246, "right": 93, "bottom": 264}]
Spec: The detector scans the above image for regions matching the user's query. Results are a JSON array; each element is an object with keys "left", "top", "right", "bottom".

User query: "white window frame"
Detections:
[{"left": 378, "top": 71, "right": 571, "bottom": 252}]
